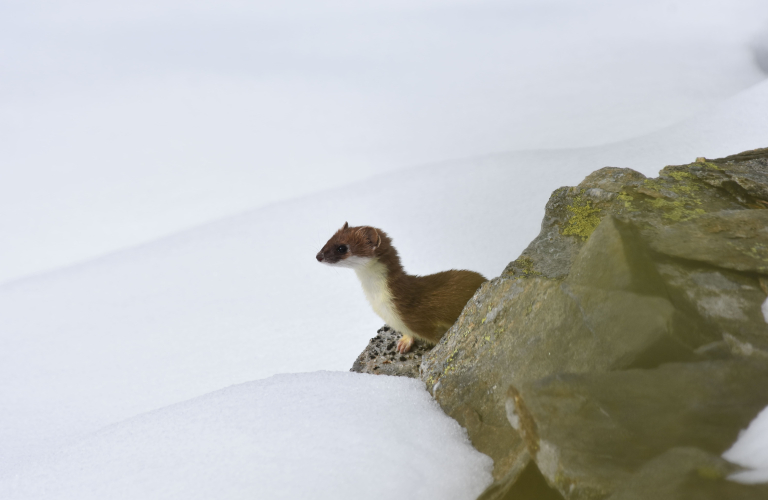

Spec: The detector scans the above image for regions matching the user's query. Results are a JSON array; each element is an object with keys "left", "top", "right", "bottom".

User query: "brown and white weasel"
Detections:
[{"left": 316, "top": 222, "right": 486, "bottom": 353}]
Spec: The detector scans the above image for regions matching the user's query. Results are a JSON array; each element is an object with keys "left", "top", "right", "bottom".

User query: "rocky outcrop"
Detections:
[
  {"left": 351, "top": 148, "right": 768, "bottom": 499},
  {"left": 417, "top": 148, "right": 768, "bottom": 499}
]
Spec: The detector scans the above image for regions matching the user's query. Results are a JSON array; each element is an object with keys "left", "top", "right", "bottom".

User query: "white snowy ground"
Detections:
[
  {"left": 2, "top": 1, "right": 768, "bottom": 498},
  {"left": 3, "top": 373, "right": 493, "bottom": 500}
]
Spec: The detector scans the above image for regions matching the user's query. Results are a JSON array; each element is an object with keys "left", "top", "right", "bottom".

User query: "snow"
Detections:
[
  {"left": 1, "top": 372, "right": 493, "bottom": 500},
  {"left": 724, "top": 406, "right": 768, "bottom": 484},
  {"left": 1, "top": 0, "right": 768, "bottom": 497},
  {"left": 3, "top": 0, "right": 768, "bottom": 283},
  {"left": 763, "top": 297, "right": 768, "bottom": 324},
  {"left": 724, "top": 297, "right": 768, "bottom": 483}
]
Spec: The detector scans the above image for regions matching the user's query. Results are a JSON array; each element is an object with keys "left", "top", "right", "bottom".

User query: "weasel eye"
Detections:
[{"left": 337, "top": 245, "right": 347, "bottom": 254}]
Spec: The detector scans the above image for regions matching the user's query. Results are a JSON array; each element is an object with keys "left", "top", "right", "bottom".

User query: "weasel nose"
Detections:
[{"left": 316, "top": 252, "right": 324, "bottom": 262}]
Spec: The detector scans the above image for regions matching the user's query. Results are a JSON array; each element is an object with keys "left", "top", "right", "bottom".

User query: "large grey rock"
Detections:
[
  {"left": 421, "top": 215, "right": 706, "bottom": 484},
  {"left": 417, "top": 147, "right": 768, "bottom": 496}
]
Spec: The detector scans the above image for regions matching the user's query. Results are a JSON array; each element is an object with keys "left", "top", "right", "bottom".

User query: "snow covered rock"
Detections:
[{"left": 419, "top": 148, "right": 768, "bottom": 499}]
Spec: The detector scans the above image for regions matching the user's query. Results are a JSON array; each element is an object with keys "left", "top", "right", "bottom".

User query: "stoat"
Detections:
[{"left": 316, "top": 222, "right": 486, "bottom": 353}]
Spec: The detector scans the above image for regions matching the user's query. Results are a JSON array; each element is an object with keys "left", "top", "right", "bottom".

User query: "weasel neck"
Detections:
[
  {"left": 353, "top": 258, "right": 413, "bottom": 337},
  {"left": 353, "top": 259, "right": 391, "bottom": 311}
]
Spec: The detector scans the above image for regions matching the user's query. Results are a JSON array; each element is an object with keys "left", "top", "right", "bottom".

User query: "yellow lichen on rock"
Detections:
[
  {"left": 649, "top": 198, "right": 705, "bottom": 222},
  {"left": 562, "top": 195, "right": 602, "bottom": 241},
  {"left": 617, "top": 191, "right": 635, "bottom": 209},
  {"left": 669, "top": 171, "right": 695, "bottom": 181}
]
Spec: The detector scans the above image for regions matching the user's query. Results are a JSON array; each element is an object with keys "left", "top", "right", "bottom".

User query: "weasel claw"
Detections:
[{"left": 396, "top": 335, "right": 414, "bottom": 354}]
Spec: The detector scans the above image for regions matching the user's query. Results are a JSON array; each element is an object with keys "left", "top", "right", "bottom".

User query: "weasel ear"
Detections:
[
  {"left": 342, "top": 221, "right": 349, "bottom": 230},
  {"left": 368, "top": 227, "right": 382, "bottom": 249},
  {"left": 356, "top": 226, "right": 381, "bottom": 249}
]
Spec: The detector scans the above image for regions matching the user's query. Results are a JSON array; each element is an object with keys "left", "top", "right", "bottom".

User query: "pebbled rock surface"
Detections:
[
  {"left": 350, "top": 326, "right": 430, "bottom": 378},
  {"left": 416, "top": 147, "right": 768, "bottom": 499}
]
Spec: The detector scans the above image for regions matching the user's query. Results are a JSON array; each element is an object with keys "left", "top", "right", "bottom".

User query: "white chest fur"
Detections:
[{"left": 353, "top": 259, "right": 414, "bottom": 336}]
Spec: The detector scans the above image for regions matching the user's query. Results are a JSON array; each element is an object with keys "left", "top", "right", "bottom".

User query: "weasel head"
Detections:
[{"left": 316, "top": 222, "right": 384, "bottom": 269}]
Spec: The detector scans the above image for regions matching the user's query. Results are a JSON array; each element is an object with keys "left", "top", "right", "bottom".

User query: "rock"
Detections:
[
  {"left": 507, "top": 359, "right": 768, "bottom": 498},
  {"left": 350, "top": 326, "right": 430, "bottom": 378},
  {"left": 477, "top": 461, "right": 564, "bottom": 500},
  {"left": 417, "top": 147, "right": 768, "bottom": 496},
  {"left": 420, "top": 215, "right": 706, "bottom": 483},
  {"left": 690, "top": 150, "right": 768, "bottom": 205},
  {"left": 503, "top": 153, "right": 768, "bottom": 284},
  {"left": 606, "top": 448, "right": 768, "bottom": 500},
  {"left": 653, "top": 259, "right": 768, "bottom": 356},
  {"left": 645, "top": 209, "right": 768, "bottom": 274}
]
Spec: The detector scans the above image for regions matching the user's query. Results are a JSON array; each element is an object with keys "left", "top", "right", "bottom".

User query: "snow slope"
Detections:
[
  {"left": 1, "top": 372, "right": 492, "bottom": 500},
  {"left": 3, "top": 0, "right": 768, "bottom": 283},
  {"left": 2, "top": 76, "right": 768, "bottom": 493}
]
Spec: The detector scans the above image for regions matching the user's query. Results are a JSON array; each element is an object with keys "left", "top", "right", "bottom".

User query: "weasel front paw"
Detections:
[{"left": 396, "top": 335, "right": 414, "bottom": 354}]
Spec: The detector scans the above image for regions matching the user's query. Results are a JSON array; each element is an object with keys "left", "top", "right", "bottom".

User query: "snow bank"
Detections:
[{"left": 0, "top": 372, "right": 493, "bottom": 500}]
